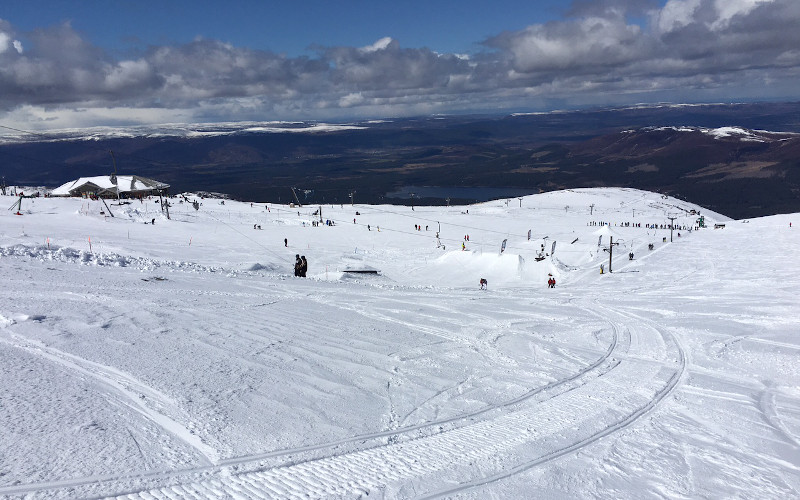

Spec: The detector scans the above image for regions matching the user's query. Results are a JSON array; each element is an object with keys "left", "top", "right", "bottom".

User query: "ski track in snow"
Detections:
[
  {"left": 100, "top": 305, "right": 684, "bottom": 499},
  {"left": 0, "top": 295, "right": 685, "bottom": 499},
  {"left": 0, "top": 330, "right": 218, "bottom": 465}
]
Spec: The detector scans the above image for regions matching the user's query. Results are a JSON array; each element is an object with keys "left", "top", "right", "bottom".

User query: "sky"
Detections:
[{"left": 1, "top": 0, "right": 799, "bottom": 130}]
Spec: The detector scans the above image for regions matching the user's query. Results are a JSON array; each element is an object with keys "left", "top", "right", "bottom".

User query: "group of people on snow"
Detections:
[
  {"left": 294, "top": 254, "right": 308, "bottom": 277},
  {"left": 588, "top": 221, "right": 698, "bottom": 231}
]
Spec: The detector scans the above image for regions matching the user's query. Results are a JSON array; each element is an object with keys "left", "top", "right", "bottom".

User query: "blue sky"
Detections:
[
  {"left": 6, "top": 1, "right": 572, "bottom": 57},
  {"left": 1, "top": 0, "right": 798, "bottom": 130}
]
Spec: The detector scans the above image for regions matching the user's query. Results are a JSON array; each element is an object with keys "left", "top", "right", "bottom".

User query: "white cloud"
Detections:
[
  {"left": 655, "top": 0, "right": 703, "bottom": 33},
  {"left": 0, "top": 31, "right": 22, "bottom": 54},
  {"left": 657, "top": 0, "right": 777, "bottom": 33},
  {"left": 493, "top": 15, "right": 643, "bottom": 72},
  {"left": 338, "top": 92, "right": 365, "bottom": 107},
  {"left": 103, "top": 59, "right": 154, "bottom": 91},
  {"left": 711, "top": 0, "right": 774, "bottom": 30},
  {"left": 359, "top": 37, "right": 394, "bottom": 53}
]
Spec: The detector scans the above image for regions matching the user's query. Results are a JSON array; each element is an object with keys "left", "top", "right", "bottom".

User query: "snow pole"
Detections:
[{"left": 88, "top": 236, "right": 92, "bottom": 253}]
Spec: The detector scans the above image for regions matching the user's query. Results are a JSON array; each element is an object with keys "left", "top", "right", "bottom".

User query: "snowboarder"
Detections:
[
  {"left": 284, "top": 238, "right": 288, "bottom": 247},
  {"left": 480, "top": 278, "right": 488, "bottom": 290}
]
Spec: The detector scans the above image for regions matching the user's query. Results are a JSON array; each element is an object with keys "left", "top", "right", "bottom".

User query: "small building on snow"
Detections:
[{"left": 52, "top": 175, "right": 169, "bottom": 198}]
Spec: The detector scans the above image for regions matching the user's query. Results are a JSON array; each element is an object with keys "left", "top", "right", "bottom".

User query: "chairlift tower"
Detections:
[
  {"left": 109, "top": 150, "right": 120, "bottom": 205},
  {"left": 603, "top": 236, "right": 621, "bottom": 272},
  {"left": 667, "top": 214, "right": 678, "bottom": 242}
]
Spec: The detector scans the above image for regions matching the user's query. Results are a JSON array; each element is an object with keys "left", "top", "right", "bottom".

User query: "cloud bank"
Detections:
[{"left": 1, "top": 0, "right": 799, "bottom": 129}]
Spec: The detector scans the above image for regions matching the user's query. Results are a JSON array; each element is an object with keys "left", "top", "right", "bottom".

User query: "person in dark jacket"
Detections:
[
  {"left": 294, "top": 254, "right": 302, "bottom": 277},
  {"left": 300, "top": 256, "right": 308, "bottom": 277}
]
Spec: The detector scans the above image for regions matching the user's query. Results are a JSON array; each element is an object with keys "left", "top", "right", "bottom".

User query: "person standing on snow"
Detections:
[
  {"left": 294, "top": 254, "right": 302, "bottom": 277},
  {"left": 300, "top": 256, "right": 308, "bottom": 277}
]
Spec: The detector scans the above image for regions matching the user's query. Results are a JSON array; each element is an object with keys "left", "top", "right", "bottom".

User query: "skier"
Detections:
[
  {"left": 480, "top": 278, "right": 488, "bottom": 290},
  {"left": 284, "top": 238, "right": 288, "bottom": 247},
  {"left": 294, "top": 254, "right": 302, "bottom": 277},
  {"left": 300, "top": 256, "right": 308, "bottom": 277},
  {"left": 629, "top": 252, "right": 634, "bottom": 260}
]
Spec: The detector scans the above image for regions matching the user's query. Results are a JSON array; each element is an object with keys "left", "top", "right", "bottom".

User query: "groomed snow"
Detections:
[{"left": 1, "top": 187, "right": 798, "bottom": 499}]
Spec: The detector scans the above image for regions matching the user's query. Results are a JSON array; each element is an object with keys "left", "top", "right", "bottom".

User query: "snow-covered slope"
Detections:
[{"left": 1, "top": 188, "right": 798, "bottom": 499}]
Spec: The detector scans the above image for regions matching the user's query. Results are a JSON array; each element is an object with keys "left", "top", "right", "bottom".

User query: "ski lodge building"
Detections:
[{"left": 52, "top": 175, "right": 169, "bottom": 198}]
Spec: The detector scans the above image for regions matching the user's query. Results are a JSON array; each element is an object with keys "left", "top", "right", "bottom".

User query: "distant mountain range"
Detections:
[{"left": 2, "top": 101, "right": 799, "bottom": 218}]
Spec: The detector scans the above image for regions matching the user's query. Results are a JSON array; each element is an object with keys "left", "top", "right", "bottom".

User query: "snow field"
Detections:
[{"left": 1, "top": 187, "right": 799, "bottom": 498}]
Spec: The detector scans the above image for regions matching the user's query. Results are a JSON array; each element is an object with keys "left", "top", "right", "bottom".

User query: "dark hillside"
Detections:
[{"left": 1, "top": 102, "right": 799, "bottom": 218}]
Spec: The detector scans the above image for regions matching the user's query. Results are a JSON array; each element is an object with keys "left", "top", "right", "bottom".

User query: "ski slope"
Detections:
[{"left": 1, "top": 187, "right": 798, "bottom": 499}]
